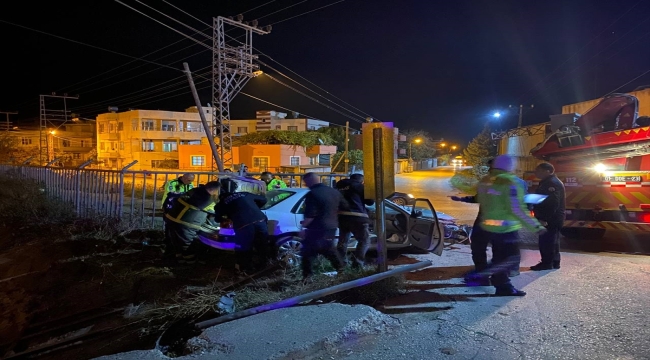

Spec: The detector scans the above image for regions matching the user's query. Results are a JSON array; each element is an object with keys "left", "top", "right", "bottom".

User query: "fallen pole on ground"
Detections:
[{"left": 194, "top": 260, "right": 432, "bottom": 330}]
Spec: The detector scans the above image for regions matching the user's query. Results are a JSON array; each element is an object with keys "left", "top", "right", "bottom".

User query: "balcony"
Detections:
[{"left": 131, "top": 127, "right": 206, "bottom": 140}]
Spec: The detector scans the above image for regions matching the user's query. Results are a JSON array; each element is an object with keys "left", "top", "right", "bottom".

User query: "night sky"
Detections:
[{"left": 2, "top": 0, "right": 650, "bottom": 145}]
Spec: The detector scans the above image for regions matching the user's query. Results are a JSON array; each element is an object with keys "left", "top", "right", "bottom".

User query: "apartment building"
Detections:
[
  {"left": 11, "top": 120, "right": 96, "bottom": 167},
  {"left": 95, "top": 107, "right": 207, "bottom": 170},
  {"left": 229, "top": 110, "right": 330, "bottom": 136}
]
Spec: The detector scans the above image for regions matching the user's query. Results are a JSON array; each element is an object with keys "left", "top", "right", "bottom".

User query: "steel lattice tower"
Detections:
[
  {"left": 212, "top": 16, "right": 269, "bottom": 170},
  {"left": 39, "top": 93, "right": 78, "bottom": 165}
]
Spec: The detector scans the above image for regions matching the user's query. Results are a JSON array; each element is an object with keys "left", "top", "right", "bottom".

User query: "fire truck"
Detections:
[{"left": 527, "top": 93, "right": 650, "bottom": 240}]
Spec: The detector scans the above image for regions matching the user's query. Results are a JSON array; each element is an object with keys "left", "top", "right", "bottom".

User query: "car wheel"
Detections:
[
  {"left": 391, "top": 197, "right": 407, "bottom": 206},
  {"left": 275, "top": 236, "right": 303, "bottom": 268}
]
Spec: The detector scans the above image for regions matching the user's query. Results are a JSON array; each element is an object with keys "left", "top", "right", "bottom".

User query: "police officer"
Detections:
[
  {"left": 213, "top": 178, "right": 269, "bottom": 273},
  {"left": 335, "top": 174, "right": 374, "bottom": 267},
  {"left": 260, "top": 172, "right": 287, "bottom": 191},
  {"left": 468, "top": 155, "right": 546, "bottom": 296},
  {"left": 165, "top": 181, "right": 221, "bottom": 264},
  {"left": 300, "top": 172, "right": 347, "bottom": 280},
  {"left": 530, "top": 162, "right": 566, "bottom": 271}
]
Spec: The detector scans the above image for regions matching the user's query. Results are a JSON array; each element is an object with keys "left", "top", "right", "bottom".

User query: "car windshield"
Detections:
[{"left": 261, "top": 190, "right": 295, "bottom": 210}]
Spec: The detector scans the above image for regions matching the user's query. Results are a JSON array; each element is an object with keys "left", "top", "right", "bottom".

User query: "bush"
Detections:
[
  {"left": 0, "top": 174, "right": 75, "bottom": 225},
  {"left": 450, "top": 169, "right": 479, "bottom": 194}
]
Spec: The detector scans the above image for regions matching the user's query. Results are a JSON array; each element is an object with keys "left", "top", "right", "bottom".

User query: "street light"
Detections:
[
  {"left": 409, "top": 138, "right": 422, "bottom": 162},
  {"left": 493, "top": 112, "right": 501, "bottom": 118},
  {"left": 440, "top": 143, "right": 446, "bottom": 148}
]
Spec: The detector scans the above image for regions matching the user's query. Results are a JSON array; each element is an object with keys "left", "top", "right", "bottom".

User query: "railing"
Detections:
[{"left": 0, "top": 162, "right": 349, "bottom": 230}]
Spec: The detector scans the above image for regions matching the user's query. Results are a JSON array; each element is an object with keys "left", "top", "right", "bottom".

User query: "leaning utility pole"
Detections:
[
  {"left": 39, "top": 93, "right": 78, "bottom": 165},
  {"left": 212, "top": 15, "right": 270, "bottom": 170},
  {"left": 510, "top": 104, "right": 534, "bottom": 128},
  {"left": 0, "top": 111, "right": 17, "bottom": 131},
  {"left": 344, "top": 121, "right": 349, "bottom": 174}
]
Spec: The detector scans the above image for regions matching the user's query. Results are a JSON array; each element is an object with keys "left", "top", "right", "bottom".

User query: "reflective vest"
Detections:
[
  {"left": 162, "top": 178, "right": 194, "bottom": 210},
  {"left": 266, "top": 178, "right": 287, "bottom": 191},
  {"left": 476, "top": 170, "right": 541, "bottom": 233},
  {"left": 165, "top": 187, "right": 215, "bottom": 230}
]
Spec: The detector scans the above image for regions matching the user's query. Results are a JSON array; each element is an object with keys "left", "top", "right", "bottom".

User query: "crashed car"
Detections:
[{"left": 199, "top": 188, "right": 470, "bottom": 267}]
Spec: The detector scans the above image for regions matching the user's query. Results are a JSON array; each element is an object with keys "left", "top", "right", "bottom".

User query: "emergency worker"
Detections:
[
  {"left": 335, "top": 174, "right": 374, "bottom": 267},
  {"left": 260, "top": 172, "right": 287, "bottom": 191},
  {"left": 530, "top": 162, "right": 565, "bottom": 270},
  {"left": 469, "top": 155, "right": 546, "bottom": 296},
  {"left": 165, "top": 181, "right": 221, "bottom": 264},
  {"left": 452, "top": 159, "right": 527, "bottom": 280},
  {"left": 300, "top": 172, "right": 347, "bottom": 280},
  {"left": 161, "top": 173, "right": 195, "bottom": 211},
  {"left": 212, "top": 178, "right": 269, "bottom": 273}
]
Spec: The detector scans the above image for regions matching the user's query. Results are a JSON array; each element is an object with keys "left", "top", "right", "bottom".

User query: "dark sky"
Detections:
[{"left": 2, "top": 0, "right": 650, "bottom": 145}]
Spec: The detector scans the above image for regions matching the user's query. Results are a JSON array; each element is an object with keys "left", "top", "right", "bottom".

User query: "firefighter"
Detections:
[
  {"left": 260, "top": 172, "right": 287, "bottom": 191},
  {"left": 212, "top": 178, "right": 269, "bottom": 273},
  {"left": 467, "top": 155, "right": 546, "bottom": 296},
  {"left": 164, "top": 181, "right": 221, "bottom": 264},
  {"left": 530, "top": 162, "right": 566, "bottom": 271},
  {"left": 335, "top": 173, "right": 374, "bottom": 267},
  {"left": 300, "top": 172, "right": 347, "bottom": 280}
]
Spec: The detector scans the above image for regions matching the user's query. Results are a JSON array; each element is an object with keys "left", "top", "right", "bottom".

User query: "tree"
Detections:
[
  {"left": 463, "top": 124, "right": 496, "bottom": 178},
  {"left": 331, "top": 149, "right": 363, "bottom": 172},
  {"left": 234, "top": 130, "right": 334, "bottom": 148},
  {"left": 316, "top": 126, "right": 346, "bottom": 149},
  {"left": 398, "top": 129, "right": 439, "bottom": 161},
  {"left": 0, "top": 132, "right": 40, "bottom": 165}
]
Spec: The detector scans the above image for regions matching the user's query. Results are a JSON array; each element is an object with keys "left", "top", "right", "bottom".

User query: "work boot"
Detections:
[
  {"left": 530, "top": 262, "right": 553, "bottom": 271},
  {"left": 553, "top": 262, "right": 561, "bottom": 269},
  {"left": 494, "top": 287, "right": 526, "bottom": 297}
]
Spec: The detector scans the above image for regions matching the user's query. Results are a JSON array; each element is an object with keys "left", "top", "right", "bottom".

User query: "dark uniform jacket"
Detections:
[
  {"left": 213, "top": 192, "right": 267, "bottom": 230},
  {"left": 165, "top": 186, "right": 216, "bottom": 230},
  {"left": 335, "top": 179, "right": 374, "bottom": 222},
  {"left": 533, "top": 174, "right": 566, "bottom": 228},
  {"left": 304, "top": 183, "right": 347, "bottom": 231}
]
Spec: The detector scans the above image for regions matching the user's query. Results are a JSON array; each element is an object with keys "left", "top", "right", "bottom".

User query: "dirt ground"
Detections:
[{"left": 0, "top": 221, "right": 247, "bottom": 360}]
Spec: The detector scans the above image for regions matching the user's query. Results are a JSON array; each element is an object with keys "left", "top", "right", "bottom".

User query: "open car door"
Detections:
[{"left": 408, "top": 198, "right": 444, "bottom": 255}]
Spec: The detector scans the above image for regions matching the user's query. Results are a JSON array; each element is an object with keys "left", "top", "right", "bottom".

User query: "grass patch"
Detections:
[{"left": 450, "top": 169, "right": 479, "bottom": 194}]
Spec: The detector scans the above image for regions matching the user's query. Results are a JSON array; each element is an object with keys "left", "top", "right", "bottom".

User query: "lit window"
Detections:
[
  {"left": 118, "top": 122, "right": 124, "bottom": 131},
  {"left": 21, "top": 138, "right": 32, "bottom": 145},
  {"left": 290, "top": 156, "right": 300, "bottom": 166},
  {"left": 141, "top": 140, "right": 154, "bottom": 151},
  {"left": 62, "top": 140, "right": 70, "bottom": 147},
  {"left": 163, "top": 141, "right": 177, "bottom": 152},
  {"left": 99, "top": 124, "right": 105, "bottom": 133},
  {"left": 191, "top": 155, "right": 205, "bottom": 166}
]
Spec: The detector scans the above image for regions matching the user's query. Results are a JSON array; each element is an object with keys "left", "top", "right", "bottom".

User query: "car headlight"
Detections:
[{"left": 407, "top": 194, "right": 414, "bottom": 198}]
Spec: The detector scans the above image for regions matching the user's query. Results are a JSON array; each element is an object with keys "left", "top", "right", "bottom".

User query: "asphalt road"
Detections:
[
  {"left": 327, "top": 245, "right": 650, "bottom": 360},
  {"left": 395, "top": 167, "right": 479, "bottom": 225}
]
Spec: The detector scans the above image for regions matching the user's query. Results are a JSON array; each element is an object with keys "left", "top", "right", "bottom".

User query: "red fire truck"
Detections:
[{"left": 527, "top": 93, "right": 650, "bottom": 239}]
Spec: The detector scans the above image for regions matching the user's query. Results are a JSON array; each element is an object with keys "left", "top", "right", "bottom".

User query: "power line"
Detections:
[
  {"left": 257, "top": 0, "right": 310, "bottom": 20},
  {"left": 269, "top": 0, "right": 345, "bottom": 26}
]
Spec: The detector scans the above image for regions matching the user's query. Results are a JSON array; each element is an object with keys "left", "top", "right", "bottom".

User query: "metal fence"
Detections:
[{"left": 0, "top": 163, "right": 349, "bottom": 230}]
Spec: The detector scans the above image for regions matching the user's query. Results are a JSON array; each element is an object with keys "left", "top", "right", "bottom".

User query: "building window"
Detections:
[
  {"left": 99, "top": 124, "right": 105, "bottom": 133},
  {"left": 191, "top": 155, "right": 206, "bottom": 167},
  {"left": 110, "top": 142, "right": 116, "bottom": 151},
  {"left": 141, "top": 120, "right": 155, "bottom": 131},
  {"left": 275, "top": 125, "right": 281, "bottom": 130},
  {"left": 118, "top": 122, "right": 124, "bottom": 131},
  {"left": 288, "top": 126, "right": 298, "bottom": 131},
  {"left": 237, "top": 127, "right": 248, "bottom": 134},
  {"left": 162, "top": 121, "right": 176, "bottom": 131},
  {"left": 119, "top": 142, "right": 125, "bottom": 150},
  {"left": 21, "top": 138, "right": 32, "bottom": 145},
  {"left": 109, "top": 123, "right": 115, "bottom": 133},
  {"left": 253, "top": 156, "right": 269, "bottom": 170},
  {"left": 309, "top": 156, "right": 317, "bottom": 165},
  {"left": 131, "top": 119, "right": 139, "bottom": 131},
  {"left": 62, "top": 140, "right": 70, "bottom": 147},
  {"left": 142, "top": 140, "right": 154, "bottom": 151},
  {"left": 100, "top": 142, "right": 105, "bottom": 151},
  {"left": 181, "top": 140, "right": 201, "bottom": 145},
  {"left": 80, "top": 140, "right": 85, "bottom": 147},
  {"left": 290, "top": 156, "right": 300, "bottom": 166},
  {"left": 163, "top": 141, "right": 177, "bottom": 152},
  {"left": 73, "top": 153, "right": 81, "bottom": 160}
]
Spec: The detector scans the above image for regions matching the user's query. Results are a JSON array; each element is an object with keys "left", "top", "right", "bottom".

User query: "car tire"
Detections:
[
  {"left": 391, "top": 197, "right": 407, "bottom": 206},
  {"left": 275, "top": 235, "right": 303, "bottom": 268}
]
